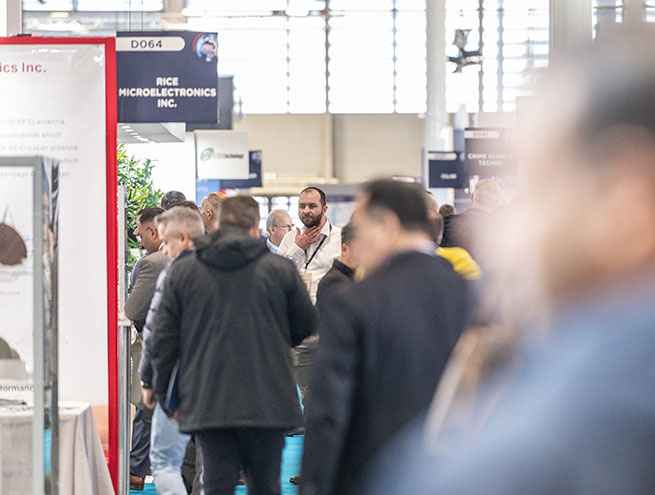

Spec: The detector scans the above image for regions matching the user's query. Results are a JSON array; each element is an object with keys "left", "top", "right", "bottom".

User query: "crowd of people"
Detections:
[{"left": 122, "top": 33, "right": 655, "bottom": 495}]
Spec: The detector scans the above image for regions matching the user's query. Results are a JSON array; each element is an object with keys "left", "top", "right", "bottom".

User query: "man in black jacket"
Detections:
[
  {"left": 152, "top": 196, "right": 316, "bottom": 495},
  {"left": 300, "top": 180, "right": 470, "bottom": 495},
  {"left": 315, "top": 221, "right": 357, "bottom": 313},
  {"left": 440, "top": 178, "right": 503, "bottom": 270}
]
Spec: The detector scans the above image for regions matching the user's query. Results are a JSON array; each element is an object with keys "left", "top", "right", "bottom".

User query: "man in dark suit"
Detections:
[
  {"left": 440, "top": 178, "right": 504, "bottom": 269},
  {"left": 315, "top": 222, "right": 357, "bottom": 313},
  {"left": 125, "top": 206, "right": 168, "bottom": 491},
  {"left": 300, "top": 180, "right": 471, "bottom": 495}
]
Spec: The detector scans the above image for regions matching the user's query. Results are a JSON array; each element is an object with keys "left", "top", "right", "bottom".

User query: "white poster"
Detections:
[
  {"left": 0, "top": 44, "right": 109, "bottom": 405},
  {"left": 195, "top": 130, "right": 249, "bottom": 180},
  {"left": 0, "top": 165, "right": 34, "bottom": 385}
]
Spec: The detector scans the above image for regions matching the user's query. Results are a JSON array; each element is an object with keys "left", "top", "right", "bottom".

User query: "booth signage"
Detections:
[
  {"left": 464, "top": 128, "right": 516, "bottom": 176},
  {"left": 220, "top": 151, "right": 263, "bottom": 188},
  {"left": 195, "top": 151, "right": 262, "bottom": 203},
  {"left": 428, "top": 151, "right": 467, "bottom": 188},
  {"left": 195, "top": 130, "right": 249, "bottom": 180},
  {"left": 117, "top": 31, "right": 218, "bottom": 123}
]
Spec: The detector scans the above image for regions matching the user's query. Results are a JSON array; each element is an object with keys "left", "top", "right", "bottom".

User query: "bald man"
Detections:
[{"left": 200, "top": 192, "right": 226, "bottom": 233}]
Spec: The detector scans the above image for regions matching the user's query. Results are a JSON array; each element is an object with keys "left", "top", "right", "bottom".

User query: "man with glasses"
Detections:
[
  {"left": 125, "top": 206, "right": 169, "bottom": 490},
  {"left": 265, "top": 210, "right": 293, "bottom": 254}
]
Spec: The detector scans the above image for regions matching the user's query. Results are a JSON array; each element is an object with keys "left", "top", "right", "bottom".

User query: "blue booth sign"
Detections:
[
  {"left": 195, "top": 151, "right": 262, "bottom": 204},
  {"left": 428, "top": 151, "right": 467, "bottom": 188},
  {"left": 117, "top": 31, "right": 219, "bottom": 123}
]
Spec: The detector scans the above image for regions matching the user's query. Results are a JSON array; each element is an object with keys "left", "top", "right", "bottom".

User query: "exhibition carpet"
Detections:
[{"left": 130, "top": 435, "right": 302, "bottom": 495}]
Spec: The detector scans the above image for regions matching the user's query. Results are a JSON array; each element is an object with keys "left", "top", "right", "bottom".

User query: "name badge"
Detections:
[{"left": 300, "top": 271, "right": 313, "bottom": 292}]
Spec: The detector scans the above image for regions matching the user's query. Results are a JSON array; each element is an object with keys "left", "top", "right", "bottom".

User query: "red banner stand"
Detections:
[{"left": 0, "top": 36, "right": 119, "bottom": 492}]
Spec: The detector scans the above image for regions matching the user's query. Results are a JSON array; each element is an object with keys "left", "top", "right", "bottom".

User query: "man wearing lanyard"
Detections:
[{"left": 277, "top": 187, "right": 342, "bottom": 422}]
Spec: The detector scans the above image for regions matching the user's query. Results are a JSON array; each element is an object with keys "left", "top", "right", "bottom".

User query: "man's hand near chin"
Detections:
[{"left": 295, "top": 226, "right": 321, "bottom": 250}]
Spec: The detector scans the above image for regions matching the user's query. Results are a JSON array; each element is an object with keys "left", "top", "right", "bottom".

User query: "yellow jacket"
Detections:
[{"left": 437, "top": 246, "right": 482, "bottom": 281}]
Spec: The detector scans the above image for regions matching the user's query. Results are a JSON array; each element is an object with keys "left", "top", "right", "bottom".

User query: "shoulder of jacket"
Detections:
[
  {"left": 258, "top": 249, "right": 290, "bottom": 268},
  {"left": 166, "top": 252, "right": 200, "bottom": 279}
]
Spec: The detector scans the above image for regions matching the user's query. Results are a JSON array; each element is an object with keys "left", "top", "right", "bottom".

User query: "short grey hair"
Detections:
[
  {"left": 473, "top": 179, "right": 504, "bottom": 211},
  {"left": 266, "top": 210, "right": 291, "bottom": 231},
  {"left": 155, "top": 205, "right": 205, "bottom": 239}
]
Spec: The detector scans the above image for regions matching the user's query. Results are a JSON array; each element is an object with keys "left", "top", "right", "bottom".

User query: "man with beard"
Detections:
[{"left": 277, "top": 187, "right": 341, "bottom": 436}]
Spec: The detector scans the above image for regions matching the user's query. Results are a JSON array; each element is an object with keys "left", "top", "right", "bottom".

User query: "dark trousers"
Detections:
[
  {"left": 129, "top": 407, "right": 151, "bottom": 478},
  {"left": 182, "top": 436, "right": 204, "bottom": 495},
  {"left": 195, "top": 428, "right": 285, "bottom": 495},
  {"left": 292, "top": 343, "right": 318, "bottom": 413}
]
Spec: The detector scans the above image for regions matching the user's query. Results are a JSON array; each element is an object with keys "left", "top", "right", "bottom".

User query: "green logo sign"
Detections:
[{"left": 200, "top": 148, "right": 214, "bottom": 161}]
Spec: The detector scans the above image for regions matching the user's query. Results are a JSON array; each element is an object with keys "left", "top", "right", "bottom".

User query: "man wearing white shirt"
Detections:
[
  {"left": 277, "top": 187, "right": 342, "bottom": 424},
  {"left": 278, "top": 187, "right": 342, "bottom": 304}
]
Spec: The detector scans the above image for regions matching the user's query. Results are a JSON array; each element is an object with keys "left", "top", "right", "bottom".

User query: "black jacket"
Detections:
[
  {"left": 441, "top": 207, "right": 490, "bottom": 268},
  {"left": 301, "top": 251, "right": 470, "bottom": 495},
  {"left": 316, "top": 259, "right": 355, "bottom": 313},
  {"left": 151, "top": 227, "right": 316, "bottom": 433}
]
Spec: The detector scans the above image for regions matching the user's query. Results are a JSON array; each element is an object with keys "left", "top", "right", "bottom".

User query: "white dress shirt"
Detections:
[{"left": 277, "top": 219, "right": 342, "bottom": 304}]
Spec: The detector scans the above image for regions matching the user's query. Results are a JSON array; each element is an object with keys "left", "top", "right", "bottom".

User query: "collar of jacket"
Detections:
[{"left": 333, "top": 259, "right": 356, "bottom": 280}]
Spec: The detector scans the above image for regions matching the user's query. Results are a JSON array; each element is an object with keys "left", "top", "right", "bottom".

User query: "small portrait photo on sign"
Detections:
[{"left": 195, "top": 34, "right": 218, "bottom": 62}]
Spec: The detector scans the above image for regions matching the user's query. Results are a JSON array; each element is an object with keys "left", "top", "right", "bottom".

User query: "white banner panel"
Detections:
[
  {"left": 0, "top": 44, "right": 109, "bottom": 405},
  {"left": 195, "top": 130, "right": 249, "bottom": 180},
  {"left": 0, "top": 165, "right": 34, "bottom": 379}
]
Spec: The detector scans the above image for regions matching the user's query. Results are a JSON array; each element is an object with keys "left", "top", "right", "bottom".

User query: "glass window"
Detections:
[{"left": 446, "top": 0, "right": 549, "bottom": 114}]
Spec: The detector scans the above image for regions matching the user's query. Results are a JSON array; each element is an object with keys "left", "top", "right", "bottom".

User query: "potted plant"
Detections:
[{"left": 117, "top": 143, "right": 163, "bottom": 271}]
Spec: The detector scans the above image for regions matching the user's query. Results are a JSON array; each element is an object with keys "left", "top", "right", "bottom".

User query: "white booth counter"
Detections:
[{"left": 0, "top": 402, "right": 113, "bottom": 495}]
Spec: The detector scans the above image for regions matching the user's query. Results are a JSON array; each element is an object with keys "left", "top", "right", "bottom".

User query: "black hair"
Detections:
[
  {"left": 341, "top": 222, "right": 355, "bottom": 246},
  {"left": 175, "top": 200, "right": 201, "bottom": 213},
  {"left": 427, "top": 213, "right": 444, "bottom": 244},
  {"left": 220, "top": 196, "right": 260, "bottom": 230},
  {"left": 300, "top": 187, "right": 327, "bottom": 207},
  {"left": 161, "top": 191, "right": 187, "bottom": 210},
  {"left": 362, "top": 179, "right": 430, "bottom": 233},
  {"left": 439, "top": 204, "right": 456, "bottom": 218},
  {"left": 137, "top": 207, "right": 164, "bottom": 225}
]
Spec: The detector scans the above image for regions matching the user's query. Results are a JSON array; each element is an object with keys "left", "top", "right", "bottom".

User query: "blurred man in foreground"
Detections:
[
  {"left": 152, "top": 196, "right": 316, "bottom": 494},
  {"left": 300, "top": 180, "right": 470, "bottom": 495},
  {"left": 369, "top": 30, "right": 655, "bottom": 495}
]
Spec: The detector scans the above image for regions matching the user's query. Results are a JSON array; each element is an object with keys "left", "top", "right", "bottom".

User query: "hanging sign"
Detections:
[
  {"left": 195, "top": 151, "right": 262, "bottom": 203},
  {"left": 195, "top": 130, "right": 249, "bottom": 180},
  {"left": 428, "top": 151, "right": 467, "bottom": 188},
  {"left": 464, "top": 128, "right": 516, "bottom": 176},
  {"left": 117, "top": 31, "right": 219, "bottom": 123}
]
